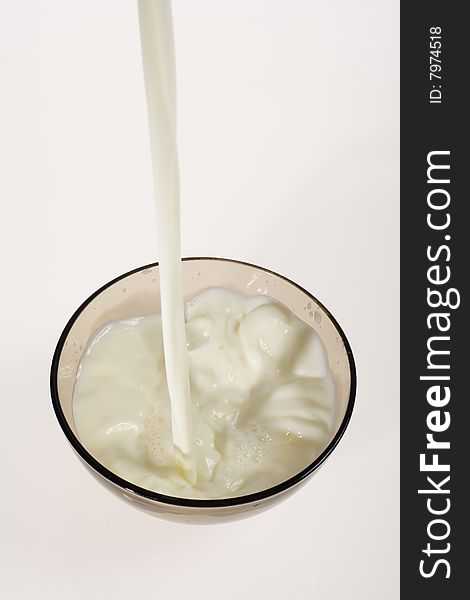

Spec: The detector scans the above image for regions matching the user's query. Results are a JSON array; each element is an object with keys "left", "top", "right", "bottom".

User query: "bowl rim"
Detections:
[{"left": 50, "top": 257, "right": 356, "bottom": 508}]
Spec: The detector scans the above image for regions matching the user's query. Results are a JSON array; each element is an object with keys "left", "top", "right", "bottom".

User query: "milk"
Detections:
[
  {"left": 137, "top": 0, "right": 195, "bottom": 483},
  {"left": 73, "top": 288, "right": 336, "bottom": 499},
  {"left": 71, "top": 0, "right": 337, "bottom": 499}
]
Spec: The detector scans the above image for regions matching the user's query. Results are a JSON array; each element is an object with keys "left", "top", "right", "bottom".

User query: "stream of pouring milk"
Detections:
[{"left": 137, "top": 0, "right": 196, "bottom": 483}]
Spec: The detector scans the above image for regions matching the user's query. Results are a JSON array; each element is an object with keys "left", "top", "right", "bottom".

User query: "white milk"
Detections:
[
  {"left": 137, "top": 0, "right": 195, "bottom": 483},
  {"left": 73, "top": 288, "right": 336, "bottom": 499},
  {"left": 72, "top": 0, "right": 338, "bottom": 500}
]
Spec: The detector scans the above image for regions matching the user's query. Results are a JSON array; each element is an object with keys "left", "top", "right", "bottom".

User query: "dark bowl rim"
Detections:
[{"left": 50, "top": 257, "right": 357, "bottom": 508}]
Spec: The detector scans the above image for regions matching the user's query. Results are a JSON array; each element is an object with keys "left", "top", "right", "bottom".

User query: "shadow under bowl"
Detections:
[{"left": 50, "top": 257, "right": 356, "bottom": 524}]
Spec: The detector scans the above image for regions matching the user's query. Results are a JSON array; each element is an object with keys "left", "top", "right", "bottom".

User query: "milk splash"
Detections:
[{"left": 73, "top": 288, "right": 336, "bottom": 499}]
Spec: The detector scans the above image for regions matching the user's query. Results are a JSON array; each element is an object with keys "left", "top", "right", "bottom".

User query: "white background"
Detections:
[{"left": 1, "top": 1, "right": 399, "bottom": 598}]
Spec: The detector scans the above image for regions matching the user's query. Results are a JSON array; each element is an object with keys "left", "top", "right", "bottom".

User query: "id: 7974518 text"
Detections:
[{"left": 429, "top": 26, "right": 442, "bottom": 104}]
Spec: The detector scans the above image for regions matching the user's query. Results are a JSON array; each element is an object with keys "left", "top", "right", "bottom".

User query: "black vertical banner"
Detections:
[{"left": 401, "top": 2, "right": 468, "bottom": 597}]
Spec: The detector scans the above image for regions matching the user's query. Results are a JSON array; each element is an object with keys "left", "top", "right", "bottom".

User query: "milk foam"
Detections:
[{"left": 73, "top": 288, "right": 336, "bottom": 499}]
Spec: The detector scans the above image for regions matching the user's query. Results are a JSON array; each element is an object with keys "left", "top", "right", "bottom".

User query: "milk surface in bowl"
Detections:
[{"left": 72, "top": 286, "right": 336, "bottom": 500}]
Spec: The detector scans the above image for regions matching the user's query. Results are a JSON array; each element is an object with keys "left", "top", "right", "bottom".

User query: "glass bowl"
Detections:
[{"left": 50, "top": 258, "right": 356, "bottom": 524}]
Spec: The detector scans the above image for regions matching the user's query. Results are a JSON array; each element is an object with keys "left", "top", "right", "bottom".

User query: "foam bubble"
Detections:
[{"left": 142, "top": 409, "right": 173, "bottom": 467}]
